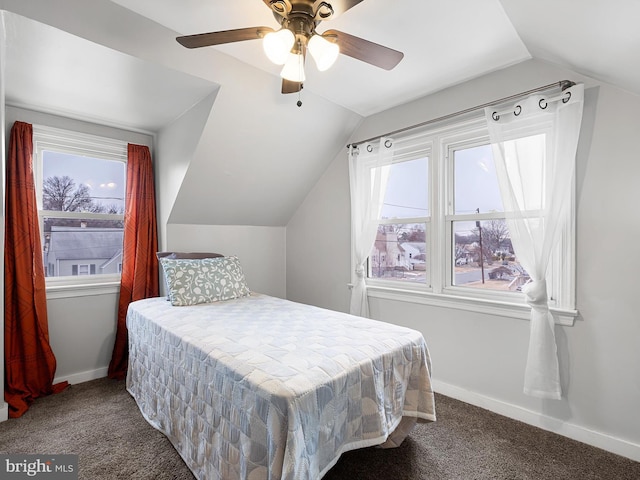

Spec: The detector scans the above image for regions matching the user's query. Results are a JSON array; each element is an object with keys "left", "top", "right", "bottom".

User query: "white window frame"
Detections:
[
  {"left": 33, "top": 125, "right": 127, "bottom": 298},
  {"left": 365, "top": 136, "right": 431, "bottom": 287},
  {"left": 362, "top": 116, "right": 577, "bottom": 325}
]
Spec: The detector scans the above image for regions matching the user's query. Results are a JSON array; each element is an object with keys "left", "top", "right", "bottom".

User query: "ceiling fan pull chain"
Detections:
[{"left": 297, "top": 38, "right": 304, "bottom": 107}]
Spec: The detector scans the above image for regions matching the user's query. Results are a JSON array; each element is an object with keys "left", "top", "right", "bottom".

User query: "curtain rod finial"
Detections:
[{"left": 560, "top": 80, "right": 576, "bottom": 91}]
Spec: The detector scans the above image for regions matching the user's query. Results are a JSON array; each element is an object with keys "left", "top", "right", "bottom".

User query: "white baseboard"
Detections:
[
  {"left": 432, "top": 379, "right": 640, "bottom": 463},
  {"left": 54, "top": 367, "right": 108, "bottom": 386},
  {"left": 0, "top": 369, "right": 107, "bottom": 424}
]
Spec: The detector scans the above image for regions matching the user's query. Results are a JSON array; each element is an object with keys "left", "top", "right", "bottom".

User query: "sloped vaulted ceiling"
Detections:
[
  {"left": 0, "top": 0, "right": 362, "bottom": 227},
  {"left": 2, "top": 0, "right": 639, "bottom": 228},
  {"left": 109, "top": 0, "right": 533, "bottom": 116},
  {"left": 109, "top": 0, "right": 640, "bottom": 110},
  {"left": 2, "top": 11, "right": 218, "bottom": 133},
  {"left": 500, "top": 0, "right": 640, "bottom": 97}
]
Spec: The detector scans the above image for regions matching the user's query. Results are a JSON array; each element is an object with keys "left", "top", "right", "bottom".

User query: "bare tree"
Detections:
[
  {"left": 472, "top": 242, "right": 492, "bottom": 266},
  {"left": 482, "top": 219, "right": 510, "bottom": 255},
  {"left": 473, "top": 219, "right": 510, "bottom": 258},
  {"left": 399, "top": 226, "right": 426, "bottom": 243},
  {"left": 42, "top": 177, "right": 125, "bottom": 232},
  {"left": 102, "top": 204, "right": 125, "bottom": 215},
  {"left": 43, "top": 176, "right": 94, "bottom": 212},
  {"left": 454, "top": 233, "right": 473, "bottom": 264}
]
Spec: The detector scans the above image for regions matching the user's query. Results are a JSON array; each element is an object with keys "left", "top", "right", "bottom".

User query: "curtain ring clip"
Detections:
[
  {"left": 514, "top": 105, "right": 522, "bottom": 116},
  {"left": 562, "top": 91, "right": 572, "bottom": 103},
  {"left": 367, "top": 144, "right": 373, "bottom": 153},
  {"left": 384, "top": 139, "right": 392, "bottom": 148},
  {"left": 492, "top": 111, "right": 500, "bottom": 121},
  {"left": 539, "top": 98, "right": 548, "bottom": 110}
]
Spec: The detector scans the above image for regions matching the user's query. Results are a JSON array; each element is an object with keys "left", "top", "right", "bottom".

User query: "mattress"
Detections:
[{"left": 126, "top": 293, "right": 436, "bottom": 480}]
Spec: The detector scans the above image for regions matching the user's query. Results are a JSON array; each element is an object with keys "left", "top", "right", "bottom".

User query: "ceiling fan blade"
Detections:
[
  {"left": 176, "top": 26, "right": 274, "bottom": 49},
  {"left": 323, "top": 29, "right": 404, "bottom": 70},
  {"left": 282, "top": 79, "right": 302, "bottom": 94}
]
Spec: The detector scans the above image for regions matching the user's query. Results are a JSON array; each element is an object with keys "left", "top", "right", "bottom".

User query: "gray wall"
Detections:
[
  {"left": 286, "top": 58, "right": 640, "bottom": 461},
  {"left": 155, "top": 91, "right": 288, "bottom": 298},
  {"left": 155, "top": 91, "right": 218, "bottom": 251},
  {"left": 166, "top": 224, "right": 287, "bottom": 299}
]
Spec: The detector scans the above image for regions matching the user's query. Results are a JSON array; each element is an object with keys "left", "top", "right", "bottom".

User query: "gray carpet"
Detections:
[{"left": 1, "top": 377, "right": 639, "bottom": 479}]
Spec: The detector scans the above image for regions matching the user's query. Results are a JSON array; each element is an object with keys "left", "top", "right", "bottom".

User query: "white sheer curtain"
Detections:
[
  {"left": 348, "top": 137, "right": 394, "bottom": 317},
  {"left": 484, "top": 83, "right": 584, "bottom": 399}
]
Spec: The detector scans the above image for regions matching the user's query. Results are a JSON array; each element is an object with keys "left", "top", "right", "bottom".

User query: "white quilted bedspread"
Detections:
[{"left": 126, "top": 294, "right": 435, "bottom": 480}]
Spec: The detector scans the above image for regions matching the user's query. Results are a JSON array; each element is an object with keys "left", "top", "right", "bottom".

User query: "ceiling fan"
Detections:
[{"left": 176, "top": 0, "right": 404, "bottom": 95}]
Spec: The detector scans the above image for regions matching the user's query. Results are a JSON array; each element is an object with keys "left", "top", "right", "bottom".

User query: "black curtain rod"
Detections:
[{"left": 347, "top": 80, "right": 575, "bottom": 148}]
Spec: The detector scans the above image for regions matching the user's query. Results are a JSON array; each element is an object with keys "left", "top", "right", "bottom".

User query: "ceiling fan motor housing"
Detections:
[
  {"left": 272, "top": 1, "right": 325, "bottom": 50},
  {"left": 269, "top": 0, "right": 335, "bottom": 21}
]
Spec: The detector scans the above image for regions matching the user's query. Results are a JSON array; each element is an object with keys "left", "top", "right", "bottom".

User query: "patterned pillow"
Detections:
[
  {"left": 157, "top": 252, "right": 224, "bottom": 300},
  {"left": 159, "top": 256, "right": 251, "bottom": 306}
]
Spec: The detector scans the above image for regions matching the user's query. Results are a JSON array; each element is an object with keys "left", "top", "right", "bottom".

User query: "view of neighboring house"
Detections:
[
  {"left": 43, "top": 225, "right": 123, "bottom": 277},
  {"left": 370, "top": 227, "right": 427, "bottom": 282},
  {"left": 371, "top": 224, "right": 530, "bottom": 290}
]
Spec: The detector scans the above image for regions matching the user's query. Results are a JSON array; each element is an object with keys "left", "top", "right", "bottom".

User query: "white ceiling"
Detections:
[
  {"left": 109, "top": 0, "right": 531, "bottom": 116},
  {"left": 108, "top": 0, "right": 640, "bottom": 116},
  {"left": 500, "top": 0, "right": 640, "bottom": 97},
  {"left": 4, "top": 0, "right": 640, "bottom": 131},
  {"left": 1, "top": 0, "right": 638, "bottom": 227}
]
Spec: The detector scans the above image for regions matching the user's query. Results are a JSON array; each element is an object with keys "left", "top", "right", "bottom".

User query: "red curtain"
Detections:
[
  {"left": 108, "top": 144, "right": 159, "bottom": 380},
  {"left": 4, "top": 121, "right": 68, "bottom": 418}
]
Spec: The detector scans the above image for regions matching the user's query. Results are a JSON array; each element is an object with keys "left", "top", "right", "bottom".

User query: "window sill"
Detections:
[
  {"left": 46, "top": 281, "right": 120, "bottom": 299},
  {"left": 366, "top": 285, "right": 577, "bottom": 326}
]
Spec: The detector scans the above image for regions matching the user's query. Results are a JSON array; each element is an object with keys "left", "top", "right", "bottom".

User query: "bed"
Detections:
[{"left": 126, "top": 255, "right": 436, "bottom": 480}]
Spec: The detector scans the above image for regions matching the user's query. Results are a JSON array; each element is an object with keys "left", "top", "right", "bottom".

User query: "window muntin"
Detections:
[
  {"left": 34, "top": 126, "right": 127, "bottom": 288},
  {"left": 360, "top": 117, "right": 574, "bottom": 314}
]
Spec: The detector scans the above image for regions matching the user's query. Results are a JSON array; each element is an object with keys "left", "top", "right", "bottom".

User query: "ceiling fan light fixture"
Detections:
[
  {"left": 263, "top": 28, "right": 295, "bottom": 65},
  {"left": 308, "top": 34, "right": 339, "bottom": 71},
  {"left": 280, "top": 52, "right": 306, "bottom": 82}
]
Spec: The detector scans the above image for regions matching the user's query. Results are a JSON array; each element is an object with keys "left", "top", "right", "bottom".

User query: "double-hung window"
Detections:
[
  {"left": 33, "top": 125, "right": 127, "bottom": 295},
  {"left": 361, "top": 116, "right": 576, "bottom": 323}
]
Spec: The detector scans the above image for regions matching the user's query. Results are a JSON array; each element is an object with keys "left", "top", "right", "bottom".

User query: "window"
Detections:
[
  {"left": 447, "top": 139, "right": 530, "bottom": 294},
  {"left": 72, "top": 264, "right": 97, "bottom": 275},
  {"left": 369, "top": 154, "right": 429, "bottom": 285},
  {"left": 33, "top": 125, "right": 127, "bottom": 291},
  {"left": 359, "top": 117, "right": 576, "bottom": 323}
]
